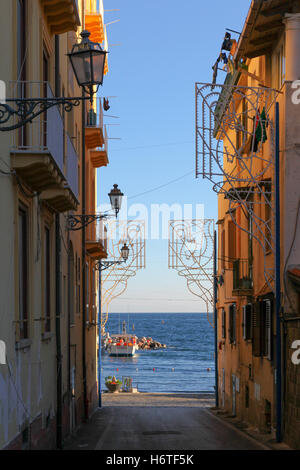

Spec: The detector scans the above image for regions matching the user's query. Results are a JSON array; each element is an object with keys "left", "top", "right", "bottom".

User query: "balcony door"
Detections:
[{"left": 43, "top": 50, "right": 49, "bottom": 147}]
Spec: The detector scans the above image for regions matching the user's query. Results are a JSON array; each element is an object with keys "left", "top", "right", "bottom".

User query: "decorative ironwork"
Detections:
[
  {"left": 100, "top": 220, "right": 146, "bottom": 328},
  {"left": 195, "top": 82, "right": 279, "bottom": 292},
  {"left": 67, "top": 213, "right": 114, "bottom": 231},
  {"left": 0, "top": 97, "right": 88, "bottom": 132},
  {"left": 94, "top": 259, "right": 125, "bottom": 271},
  {"left": 168, "top": 219, "right": 215, "bottom": 327}
]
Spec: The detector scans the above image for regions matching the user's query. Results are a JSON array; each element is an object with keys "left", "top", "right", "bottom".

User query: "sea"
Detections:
[{"left": 100, "top": 313, "right": 215, "bottom": 393}]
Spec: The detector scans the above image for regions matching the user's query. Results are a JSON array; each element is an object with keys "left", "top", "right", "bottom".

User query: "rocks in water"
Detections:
[{"left": 137, "top": 336, "right": 166, "bottom": 350}]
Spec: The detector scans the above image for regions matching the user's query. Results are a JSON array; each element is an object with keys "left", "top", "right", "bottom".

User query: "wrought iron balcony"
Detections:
[
  {"left": 10, "top": 81, "right": 78, "bottom": 212},
  {"left": 66, "top": 134, "right": 79, "bottom": 198},
  {"left": 232, "top": 258, "right": 253, "bottom": 295}
]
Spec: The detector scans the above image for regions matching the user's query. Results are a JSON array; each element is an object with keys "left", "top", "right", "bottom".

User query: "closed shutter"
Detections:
[
  {"left": 229, "top": 305, "right": 233, "bottom": 343},
  {"left": 264, "top": 299, "right": 272, "bottom": 360},
  {"left": 245, "top": 304, "right": 252, "bottom": 340},
  {"left": 242, "top": 306, "right": 246, "bottom": 340},
  {"left": 233, "top": 304, "right": 236, "bottom": 344},
  {"left": 229, "top": 304, "right": 236, "bottom": 344},
  {"left": 222, "top": 308, "right": 226, "bottom": 339},
  {"left": 252, "top": 301, "right": 261, "bottom": 356}
]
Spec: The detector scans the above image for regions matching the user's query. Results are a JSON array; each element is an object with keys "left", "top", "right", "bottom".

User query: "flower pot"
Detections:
[{"left": 106, "top": 382, "right": 121, "bottom": 393}]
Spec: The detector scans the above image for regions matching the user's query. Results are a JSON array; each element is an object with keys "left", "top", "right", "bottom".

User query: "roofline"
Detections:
[{"left": 233, "top": 0, "right": 263, "bottom": 62}]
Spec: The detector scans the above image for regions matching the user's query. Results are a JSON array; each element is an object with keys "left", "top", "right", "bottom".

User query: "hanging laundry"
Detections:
[
  {"left": 222, "top": 32, "right": 232, "bottom": 52},
  {"left": 252, "top": 107, "right": 268, "bottom": 152},
  {"left": 220, "top": 52, "right": 228, "bottom": 64}
]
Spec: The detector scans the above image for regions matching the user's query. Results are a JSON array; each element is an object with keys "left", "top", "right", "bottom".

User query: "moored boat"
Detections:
[{"left": 107, "top": 321, "right": 138, "bottom": 357}]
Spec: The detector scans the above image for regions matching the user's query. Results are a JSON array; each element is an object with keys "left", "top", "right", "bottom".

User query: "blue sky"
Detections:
[{"left": 97, "top": 0, "right": 250, "bottom": 313}]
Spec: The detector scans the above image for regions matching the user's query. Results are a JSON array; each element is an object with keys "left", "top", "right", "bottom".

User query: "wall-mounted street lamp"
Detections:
[
  {"left": 0, "top": 31, "right": 103, "bottom": 132},
  {"left": 95, "top": 242, "right": 130, "bottom": 408},
  {"left": 67, "top": 184, "right": 124, "bottom": 231},
  {"left": 68, "top": 30, "right": 107, "bottom": 103},
  {"left": 108, "top": 184, "right": 124, "bottom": 218}
]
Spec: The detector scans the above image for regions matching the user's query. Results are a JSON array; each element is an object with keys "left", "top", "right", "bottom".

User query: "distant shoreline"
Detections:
[{"left": 108, "top": 312, "right": 213, "bottom": 315}]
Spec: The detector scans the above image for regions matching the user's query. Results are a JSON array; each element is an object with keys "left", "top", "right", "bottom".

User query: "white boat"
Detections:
[{"left": 107, "top": 321, "right": 138, "bottom": 357}]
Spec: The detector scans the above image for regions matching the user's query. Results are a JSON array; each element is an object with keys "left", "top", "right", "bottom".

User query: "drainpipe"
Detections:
[
  {"left": 98, "top": 267, "right": 102, "bottom": 408},
  {"left": 213, "top": 230, "right": 219, "bottom": 408},
  {"left": 54, "top": 34, "right": 63, "bottom": 450},
  {"left": 275, "top": 102, "right": 282, "bottom": 443}
]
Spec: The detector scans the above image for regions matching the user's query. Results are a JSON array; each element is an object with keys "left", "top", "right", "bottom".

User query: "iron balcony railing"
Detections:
[
  {"left": 66, "top": 134, "right": 79, "bottom": 198},
  {"left": 10, "top": 81, "right": 78, "bottom": 198},
  {"left": 86, "top": 97, "right": 104, "bottom": 130},
  {"left": 233, "top": 259, "right": 253, "bottom": 291}
]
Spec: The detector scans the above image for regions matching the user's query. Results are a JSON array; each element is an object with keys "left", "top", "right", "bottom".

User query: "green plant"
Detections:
[{"left": 105, "top": 375, "right": 122, "bottom": 385}]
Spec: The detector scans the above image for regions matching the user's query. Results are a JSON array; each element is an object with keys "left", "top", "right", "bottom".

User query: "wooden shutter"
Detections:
[
  {"left": 222, "top": 308, "right": 226, "bottom": 339},
  {"left": 233, "top": 304, "right": 236, "bottom": 344},
  {"left": 242, "top": 306, "right": 246, "bottom": 340},
  {"left": 246, "top": 304, "right": 253, "bottom": 340},
  {"left": 229, "top": 304, "right": 236, "bottom": 344},
  {"left": 252, "top": 301, "right": 261, "bottom": 356},
  {"left": 228, "top": 221, "right": 236, "bottom": 267},
  {"left": 229, "top": 305, "right": 233, "bottom": 343},
  {"left": 264, "top": 299, "right": 272, "bottom": 360}
]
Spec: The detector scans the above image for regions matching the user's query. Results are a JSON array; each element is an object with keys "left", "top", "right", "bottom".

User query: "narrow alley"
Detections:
[{"left": 64, "top": 394, "right": 267, "bottom": 451}]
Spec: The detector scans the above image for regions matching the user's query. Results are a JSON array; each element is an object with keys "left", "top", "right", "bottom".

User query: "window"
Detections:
[
  {"left": 86, "top": 262, "right": 89, "bottom": 321},
  {"left": 229, "top": 304, "right": 236, "bottom": 344},
  {"left": 91, "top": 268, "right": 96, "bottom": 323},
  {"left": 276, "top": 43, "right": 286, "bottom": 89},
  {"left": 242, "top": 304, "right": 252, "bottom": 341},
  {"left": 43, "top": 50, "right": 49, "bottom": 147},
  {"left": 17, "top": 0, "right": 27, "bottom": 146},
  {"left": 221, "top": 308, "right": 226, "bottom": 339},
  {"left": 17, "top": 0, "right": 26, "bottom": 81},
  {"left": 18, "top": 206, "right": 29, "bottom": 339},
  {"left": 228, "top": 220, "right": 236, "bottom": 267},
  {"left": 76, "top": 255, "right": 81, "bottom": 314},
  {"left": 220, "top": 229, "right": 225, "bottom": 271},
  {"left": 253, "top": 298, "right": 272, "bottom": 359},
  {"left": 245, "top": 385, "right": 249, "bottom": 409},
  {"left": 264, "top": 182, "right": 272, "bottom": 251},
  {"left": 44, "top": 227, "right": 51, "bottom": 332}
]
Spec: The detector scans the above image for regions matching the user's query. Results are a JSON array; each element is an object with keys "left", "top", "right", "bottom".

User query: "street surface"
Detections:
[{"left": 65, "top": 393, "right": 267, "bottom": 450}]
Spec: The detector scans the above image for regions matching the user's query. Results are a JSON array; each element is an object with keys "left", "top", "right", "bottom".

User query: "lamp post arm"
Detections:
[
  {"left": 67, "top": 212, "right": 115, "bottom": 231},
  {"left": 0, "top": 97, "right": 89, "bottom": 132},
  {"left": 95, "top": 259, "right": 126, "bottom": 272}
]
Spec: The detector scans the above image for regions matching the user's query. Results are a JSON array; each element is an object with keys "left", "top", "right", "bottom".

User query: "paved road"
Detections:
[{"left": 65, "top": 394, "right": 266, "bottom": 451}]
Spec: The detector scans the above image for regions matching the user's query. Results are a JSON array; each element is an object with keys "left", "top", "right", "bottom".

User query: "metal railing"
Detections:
[
  {"left": 10, "top": 81, "right": 79, "bottom": 196},
  {"left": 86, "top": 97, "right": 103, "bottom": 130},
  {"left": 10, "top": 81, "right": 64, "bottom": 172},
  {"left": 233, "top": 259, "right": 253, "bottom": 291},
  {"left": 66, "top": 134, "right": 79, "bottom": 198}
]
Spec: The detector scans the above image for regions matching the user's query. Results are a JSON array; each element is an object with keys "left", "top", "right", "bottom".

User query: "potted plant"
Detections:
[{"left": 105, "top": 375, "right": 122, "bottom": 393}]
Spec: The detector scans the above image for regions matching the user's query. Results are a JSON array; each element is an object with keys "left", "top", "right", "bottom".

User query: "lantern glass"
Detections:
[
  {"left": 92, "top": 53, "right": 106, "bottom": 85},
  {"left": 69, "top": 51, "right": 92, "bottom": 86}
]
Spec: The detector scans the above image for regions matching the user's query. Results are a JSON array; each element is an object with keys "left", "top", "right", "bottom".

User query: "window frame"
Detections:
[
  {"left": 43, "top": 225, "right": 51, "bottom": 333},
  {"left": 18, "top": 204, "right": 29, "bottom": 340}
]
